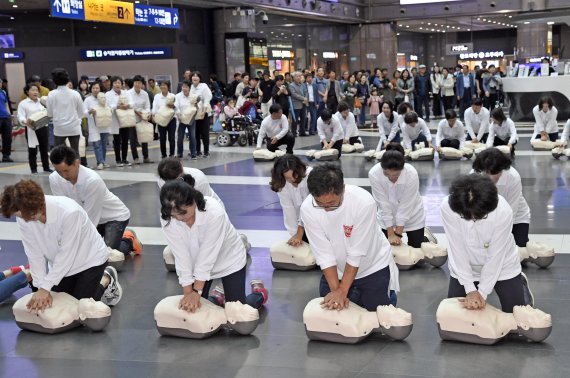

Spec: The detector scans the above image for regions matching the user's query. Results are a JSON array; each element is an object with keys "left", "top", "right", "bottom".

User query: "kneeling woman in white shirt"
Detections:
[
  {"left": 0, "top": 180, "right": 110, "bottom": 311},
  {"left": 376, "top": 100, "right": 401, "bottom": 151},
  {"left": 401, "top": 111, "right": 432, "bottom": 151},
  {"left": 435, "top": 109, "right": 466, "bottom": 151},
  {"left": 472, "top": 148, "right": 531, "bottom": 248},
  {"left": 369, "top": 143, "right": 425, "bottom": 248},
  {"left": 270, "top": 155, "right": 312, "bottom": 246},
  {"left": 317, "top": 109, "right": 344, "bottom": 156},
  {"left": 487, "top": 107, "right": 518, "bottom": 155},
  {"left": 160, "top": 180, "right": 268, "bottom": 312},
  {"left": 335, "top": 101, "right": 360, "bottom": 145},
  {"left": 532, "top": 96, "right": 559, "bottom": 142},
  {"left": 441, "top": 174, "right": 532, "bottom": 312}
]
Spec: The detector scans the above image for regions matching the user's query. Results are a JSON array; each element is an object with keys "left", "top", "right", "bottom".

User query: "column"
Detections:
[
  {"left": 349, "top": 23, "right": 397, "bottom": 73},
  {"left": 516, "top": 23, "right": 548, "bottom": 59}
]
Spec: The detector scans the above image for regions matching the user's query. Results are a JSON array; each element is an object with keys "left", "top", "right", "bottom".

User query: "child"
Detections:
[
  {"left": 224, "top": 98, "right": 239, "bottom": 120},
  {"left": 368, "top": 88, "right": 382, "bottom": 128}
]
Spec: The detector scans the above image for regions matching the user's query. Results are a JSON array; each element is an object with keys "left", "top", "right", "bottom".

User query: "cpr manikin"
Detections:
[
  {"left": 115, "top": 95, "right": 136, "bottom": 127},
  {"left": 154, "top": 95, "right": 176, "bottom": 127},
  {"left": 269, "top": 240, "right": 317, "bottom": 271},
  {"left": 93, "top": 93, "right": 113, "bottom": 129},
  {"left": 303, "top": 298, "right": 413, "bottom": 344},
  {"left": 154, "top": 296, "right": 259, "bottom": 338},
  {"left": 407, "top": 144, "right": 435, "bottom": 161},
  {"left": 13, "top": 292, "right": 111, "bottom": 334},
  {"left": 518, "top": 241, "right": 555, "bottom": 268},
  {"left": 391, "top": 242, "right": 448, "bottom": 270},
  {"left": 530, "top": 138, "right": 560, "bottom": 151},
  {"left": 305, "top": 149, "right": 339, "bottom": 161},
  {"left": 464, "top": 141, "right": 487, "bottom": 156},
  {"left": 253, "top": 148, "right": 286, "bottom": 162},
  {"left": 436, "top": 298, "right": 552, "bottom": 345},
  {"left": 438, "top": 147, "right": 474, "bottom": 160},
  {"left": 341, "top": 143, "right": 365, "bottom": 154},
  {"left": 551, "top": 146, "right": 570, "bottom": 159}
]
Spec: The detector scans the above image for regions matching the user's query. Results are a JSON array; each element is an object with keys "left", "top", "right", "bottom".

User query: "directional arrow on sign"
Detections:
[
  {"left": 173, "top": 13, "right": 178, "bottom": 25},
  {"left": 125, "top": 8, "right": 130, "bottom": 19},
  {"left": 53, "top": 0, "right": 62, "bottom": 12}
]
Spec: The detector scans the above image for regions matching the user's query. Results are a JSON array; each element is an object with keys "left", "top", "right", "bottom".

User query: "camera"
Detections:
[{"left": 262, "top": 14, "right": 269, "bottom": 24}]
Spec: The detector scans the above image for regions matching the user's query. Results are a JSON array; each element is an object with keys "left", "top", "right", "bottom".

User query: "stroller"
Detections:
[{"left": 217, "top": 116, "right": 259, "bottom": 147}]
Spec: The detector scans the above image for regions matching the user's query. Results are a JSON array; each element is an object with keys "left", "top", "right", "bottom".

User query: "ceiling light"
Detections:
[
  {"left": 398, "top": 24, "right": 403, "bottom": 27},
  {"left": 434, "top": 23, "right": 438, "bottom": 26},
  {"left": 524, "top": 21, "right": 530, "bottom": 24},
  {"left": 442, "top": 31, "right": 446, "bottom": 33},
  {"left": 10, "top": 16, "right": 15, "bottom": 19},
  {"left": 427, "top": 22, "right": 431, "bottom": 25},
  {"left": 436, "top": 29, "right": 440, "bottom": 32},
  {"left": 508, "top": 15, "right": 512, "bottom": 18},
  {"left": 419, "top": 27, "right": 423, "bottom": 30},
  {"left": 477, "top": 17, "right": 481, "bottom": 20},
  {"left": 406, "top": 25, "right": 409, "bottom": 28},
  {"left": 467, "top": 28, "right": 471, "bottom": 31},
  {"left": 446, "top": 25, "right": 450, "bottom": 28},
  {"left": 515, "top": 25, "right": 518, "bottom": 28},
  {"left": 12, "top": 4, "right": 18, "bottom": 7},
  {"left": 298, "top": 34, "right": 303, "bottom": 37},
  {"left": 396, "top": 33, "right": 400, "bottom": 36},
  {"left": 482, "top": 19, "right": 487, "bottom": 21},
  {"left": 547, "top": 21, "right": 554, "bottom": 25},
  {"left": 431, "top": 28, "right": 435, "bottom": 31},
  {"left": 135, "top": 0, "right": 140, "bottom": 3},
  {"left": 457, "top": 27, "right": 460, "bottom": 30}
]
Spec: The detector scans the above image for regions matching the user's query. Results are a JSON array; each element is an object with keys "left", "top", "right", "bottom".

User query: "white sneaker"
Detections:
[
  {"left": 97, "top": 163, "right": 104, "bottom": 170},
  {"left": 103, "top": 163, "right": 111, "bottom": 168},
  {"left": 116, "top": 161, "right": 124, "bottom": 167},
  {"left": 102, "top": 266, "right": 123, "bottom": 306},
  {"left": 520, "top": 272, "right": 534, "bottom": 307}
]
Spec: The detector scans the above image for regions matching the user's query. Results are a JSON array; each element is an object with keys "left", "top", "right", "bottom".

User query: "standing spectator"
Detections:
[
  {"left": 148, "top": 78, "right": 161, "bottom": 96},
  {"left": 175, "top": 80, "right": 198, "bottom": 159},
  {"left": 271, "top": 75, "right": 290, "bottom": 118},
  {"left": 315, "top": 68, "right": 328, "bottom": 116},
  {"left": 46, "top": 68, "right": 83, "bottom": 155},
  {"left": 17, "top": 83, "right": 51, "bottom": 172},
  {"left": 190, "top": 73, "right": 213, "bottom": 158},
  {"left": 357, "top": 75, "right": 370, "bottom": 127},
  {"left": 368, "top": 88, "right": 382, "bottom": 128},
  {"left": 258, "top": 71, "right": 275, "bottom": 118},
  {"left": 128, "top": 75, "right": 153, "bottom": 163},
  {"left": 395, "top": 69, "right": 414, "bottom": 109},
  {"left": 0, "top": 78, "right": 12, "bottom": 162},
  {"left": 227, "top": 73, "right": 241, "bottom": 99},
  {"left": 342, "top": 74, "right": 358, "bottom": 112},
  {"left": 289, "top": 72, "right": 308, "bottom": 137},
  {"left": 456, "top": 65, "right": 476, "bottom": 120},
  {"left": 379, "top": 69, "right": 394, "bottom": 104},
  {"left": 414, "top": 65, "right": 432, "bottom": 122},
  {"left": 84, "top": 81, "right": 110, "bottom": 170},
  {"left": 209, "top": 74, "right": 224, "bottom": 105},
  {"left": 305, "top": 73, "right": 318, "bottom": 135},
  {"left": 325, "top": 71, "right": 342, "bottom": 114},
  {"left": 235, "top": 73, "right": 249, "bottom": 100},
  {"left": 440, "top": 68, "right": 455, "bottom": 112},
  {"left": 105, "top": 76, "right": 131, "bottom": 167},
  {"left": 482, "top": 65, "right": 503, "bottom": 110},
  {"left": 99, "top": 75, "right": 111, "bottom": 92},
  {"left": 77, "top": 78, "right": 90, "bottom": 100},
  {"left": 339, "top": 71, "right": 350, "bottom": 88},
  {"left": 20, "top": 75, "right": 50, "bottom": 100},
  {"left": 176, "top": 69, "right": 192, "bottom": 93},
  {"left": 431, "top": 66, "right": 443, "bottom": 118},
  {"left": 152, "top": 80, "right": 177, "bottom": 159}
]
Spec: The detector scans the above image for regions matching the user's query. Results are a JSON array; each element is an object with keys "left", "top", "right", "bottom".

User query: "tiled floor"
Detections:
[{"left": 1, "top": 124, "right": 569, "bottom": 378}]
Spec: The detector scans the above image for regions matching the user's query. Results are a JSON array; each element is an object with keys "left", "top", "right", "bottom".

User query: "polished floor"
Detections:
[{"left": 1, "top": 124, "right": 570, "bottom": 378}]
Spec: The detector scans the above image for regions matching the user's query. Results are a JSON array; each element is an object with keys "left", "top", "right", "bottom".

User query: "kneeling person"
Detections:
[
  {"left": 256, "top": 103, "right": 294, "bottom": 154},
  {"left": 317, "top": 109, "right": 344, "bottom": 156},
  {"left": 436, "top": 109, "right": 466, "bottom": 151},
  {"left": 49, "top": 146, "right": 140, "bottom": 255},
  {"left": 301, "top": 164, "right": 396, "bottom": 311}
]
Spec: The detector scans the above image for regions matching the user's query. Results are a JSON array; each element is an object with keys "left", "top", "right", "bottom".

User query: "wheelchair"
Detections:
[{"left": 217, "top": 116, "right": 260, "bottom": 147}]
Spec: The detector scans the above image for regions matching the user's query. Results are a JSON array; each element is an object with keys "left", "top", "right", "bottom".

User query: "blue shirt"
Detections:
[{"left": 0, "top": 89, "right": 10, "bottom": 118}]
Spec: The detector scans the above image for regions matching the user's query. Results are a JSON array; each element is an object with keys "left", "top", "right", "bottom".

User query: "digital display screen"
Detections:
[{"left": 0, "top": 34, "right": 15, "bottom": 49}]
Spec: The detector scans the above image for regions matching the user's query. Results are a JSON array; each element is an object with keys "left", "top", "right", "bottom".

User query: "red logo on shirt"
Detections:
[{"left": 343, "top": 225, "right": 353, "bottom": 238}]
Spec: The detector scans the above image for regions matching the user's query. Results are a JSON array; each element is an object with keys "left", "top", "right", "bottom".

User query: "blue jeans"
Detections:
[
  {"left": 307, "top": 102, "right": 318, "bottom": 134},
  {"left": 201, "top": 265, "right": 264, "bottom": 310},
  {"left": 358, "top": 103, "right": 367, "bottom": 126},
  {"left": 97, "top": 219, "right": 131, "bottom": 254},
  {"left": 0, "top": 272, "right": 28, "bottom": 303},
  {"left": 177, "top": 121, "right": 197, "bottom": 157},
  {"left": 93, "top": 133, "right": 109, "bottom": 165},
  {"left": 319, "top": 266, "right": 391, "bottom": 311},
  {"left": 412, "top": 133, "right": 429, "bottom": 150}
]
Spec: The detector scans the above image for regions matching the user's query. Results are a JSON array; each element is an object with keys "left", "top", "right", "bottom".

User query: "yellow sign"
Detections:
[
  {"left": 84, "top": 0, "right": 134, "bottom": 25},
  {"left": 249, "top": 57, "right": 269, "bottom": 66}
]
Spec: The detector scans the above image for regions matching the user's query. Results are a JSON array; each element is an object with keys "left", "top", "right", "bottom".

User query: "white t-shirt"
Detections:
[
  {"left": 335, "top": 111, "right": 359, "bottom": 139},
  {"left": 441, "top": 195, "right": 521, "bottom": 299},
  {"left": 487, "top": 118, "right": 518, "bottom": 147},
  {"left": 532, "top": 105, "right": 559, "bottom": 137},
  {"left": 46, "top": 86, "right": 83, "bottom": 136},
  {"left": 277, "top": 166, "right": 312, "bottom": 236},
  {"left": 300, "top": 185, "right": 394, "bottom": 280},
  {"left": 49, "top": 165, "right": 130, "bottom": 225},
  {"left": 18, "top": 196, "right": 108, "bottom": 291},
  {"left": 257, "top": 115, "right": 289, "bottom": 148},
  {"left": 401, "top": 118, "right": 432, "bottom": 150},
  {"left": 368, "top": 163, "right": 425, "bottom": 231},
  {"left": 317, "top": 117, "right": 344, "bottom": 143},
  {"left": 464, "top": 107, "right": 490, "bottom": 140},
  {"left": 161, "top": 197, "right": 246, "bottom": 287},
  {"left": 157, "top": 167, "right": 224, "bottom": 209},
  {"left": 435, "top": 119, "right": 466, "bottom": 149}
]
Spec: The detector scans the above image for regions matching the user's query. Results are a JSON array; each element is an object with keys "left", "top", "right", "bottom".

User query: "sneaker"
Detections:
[
  {"left": 520, "top": 272, "right": 534, "bottom": 307},
  {"left": 191, "top": 155, "right": 197, "bottom": 160},
  {"left": 251, "top": 279, "right": 268, "bottom": 305},
  {"left": 2, "top": 157, "right": 14, "bottom": 162},
  {"left": 43, "top": 168, "right": 54, "bottom": 173},
  {"left": 423, "top": 226, "right": 438, "bottom": 244},
  {"left": 103, "top": 163, "right": 111, "bottom": 168},
  {"left": 202, "top": 153, "right": 210, "bottom": 158},
  {"left": 31, "top": 171, "right": 38, "bottom": 175},
  {"left": 97, "top": 163, "right": 104, "bottom": 170},
  {"left": 116, "top": 161, "right": 124, "bottom": 167},
  {"left": 123, "top": 228, "right": 143, "bottom": 254},
  {"left": 133, "top": 158, "right": 141, "bottom": 165},
  {"left": 210, "top": 286, "right": 225, "bottom": 306},
  {"left": 123, "top": 160, "right": 132, "bottom": 167},
  {"left": 143, "top": 158, "right": 154, "bottom": 164},
  {"left": 102, "top": 266, "right": 123, "bottom": 307}
]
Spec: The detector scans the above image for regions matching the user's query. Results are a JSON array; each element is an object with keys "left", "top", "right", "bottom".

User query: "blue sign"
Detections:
[
  {"left": 50, "top": 0, "right": 85, "bottom": 20},
  {"left": 80, "top": 47, "right": 173, "bottom": 60},
  {"left": 2, "top": 51, "right": 25, "bottom": 60},
  {"left": 134, "top": 4, "right": 179, "bottom": 29}
]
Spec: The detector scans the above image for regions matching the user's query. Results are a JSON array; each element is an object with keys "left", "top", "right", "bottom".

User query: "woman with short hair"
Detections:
[
  {"left": 190, "top": 72, "right": 213, "bottom": 158},
  {"left": 270, "top": 155, "right": 312, "bottom": 246},
  {"left": 487, "top": 107, "right": 518, "bottom": 155},
  {"left": 160, "top": 181, "right": 268, "bottom": 312},
  {"left": 152, "top": 80, "right": 177, "bottom": 159},
  {"left": 376, "top": 100, "right": 401, "bottom": 151},
  {"left": 369, "top": 143, "right": 425, "bottom": 248},
  {"left": 532, "top": 96, "right": 559, "bottom": 142}
]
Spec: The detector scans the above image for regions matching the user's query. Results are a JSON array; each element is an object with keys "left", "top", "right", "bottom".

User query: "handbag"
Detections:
[
  {"left": 94, "top": 106, "right": 113, "bottom": 129},
  {"left": 136, "top": 120, "right": 154, "bottom": 143},
  {"left": 354, "top": 97, "right": 362, "bottom": 109},
  {"left": 28, "top": 109, "right": 50, "bottom": 131},
  {"left": 404, "top": 94, "right": 410, "bottom": 103}
]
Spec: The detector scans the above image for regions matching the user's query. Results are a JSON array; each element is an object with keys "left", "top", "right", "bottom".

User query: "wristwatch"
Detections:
[{"left": 192, "top": 287, "right": 203, "bottom": 295}]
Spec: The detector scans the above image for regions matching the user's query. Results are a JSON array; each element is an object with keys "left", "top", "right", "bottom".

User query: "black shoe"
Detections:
[
  {"left": 43, "top": 168, "right": 54, "bottom": 173},
  {"left": 2, "top": 157, "right": 14, "bottom": 162},
  {"left": 521, "top": 272, "right": 534, "bottom": 307}
]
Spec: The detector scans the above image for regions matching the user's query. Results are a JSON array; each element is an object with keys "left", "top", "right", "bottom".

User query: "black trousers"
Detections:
[
  {"left": 201, "top": 265, "right": 264, "bottom": 310},
  {"left": 326, "top": 96, "right": 338, "bottom": 114},
  {"left": 447, "top": 274, "right": 525, "bottom": 313},
  {"left": 512, "top": 223, "right": 530, "bottom": 248},
  {"left": 25, "top": 127, "right": 50, "bottom": 172},
  {"left": 492, "top": 137, "right": 517, "bottom": 155},
  {"left": 321, "top": 139, "right": 343, "bottom": 157},
  {"left": 113, "top": 128, "right": 136, "bottom": 163},
  {"left": 195, "top": 117, "right": 210, "bottom": 155},
  {"left": 348, "top": 136, "right": 360, "bottom": 145},
  {"left": 440, "top": 139, "right": 460, "bottom": 149},
  {"left": 54, "top": 135, "right": 80, "bottom": 156},
  {"left": 319, "top": 266, "right": 391, "bottom": 311},
  {"left": 267, "top": 131, "right": 295, "bottom": 154},
  {"left": 442, "top": 96, "right": 454, "bottom": 112},
  {"left": 534, "top": 132, "right": 559, "bottom": 142},
  {"left": 432, "top": 93, "right": 442, "bottom": 117},
  {"left": 159, "top": 118, "right": 177, "bottom": 157},
  {"left": 0, "top": 117, "right": 12, "bottom": 159},
  {"left": 131, "top": 129, "right": 149, "bottom": 160},
  {"left": 382, "top": 227, "right": 424, "bottom": 248},
  {"left": 466, "top": 133, "right": 489, "bottom": 143},
  {"left": 51, "top": 262, "right": 107, "bottom": 301},
  {"left": 485, "top": 93, "right": 499, "bottom": 110}
]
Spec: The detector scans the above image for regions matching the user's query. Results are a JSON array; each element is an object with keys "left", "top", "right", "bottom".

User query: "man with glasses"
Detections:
[{"left": 300, "top": 164, "right": 398, "bottom": 312}]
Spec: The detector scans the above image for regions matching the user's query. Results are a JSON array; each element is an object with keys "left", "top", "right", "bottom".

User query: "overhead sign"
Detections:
[
  {"left": 460, "top": 51, "right": 505, "bottom": 60},
  {"left": 447, "top": 43, "right": 474, "bottom": 55},
  {"left": 270, "top": 50, "right": 293, "bottom": 59},
  {"left": 51, "top": 0, "right": 85, "bottom": 20},
  {"left": 2, "top": 51, "right": 25, "bottom": 60},
  {"left": 50, "top": 0, "right": 179, "bottom": 29},
  {"left": 84, "top": 0, "right": 134, "bottom": 25},
  {"left": 410, "top": 54, "right": 418, "bottom": 61},
  {"left": 323, "top": 52, "right": 338, "bottom": 59},
  {"left": 134, "top": 4, "right": 179, "bottom": 29},
  {"left": 80, "top": 47, "right": 173, "bottom": 60}
]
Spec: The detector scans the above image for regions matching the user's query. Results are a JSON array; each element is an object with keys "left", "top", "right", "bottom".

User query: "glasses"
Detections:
[{"left": 312, "top": 193, "right": 344, "bottom": 210}]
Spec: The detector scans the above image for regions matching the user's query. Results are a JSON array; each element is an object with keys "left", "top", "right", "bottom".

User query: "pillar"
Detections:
[
  {"left": 516, "top": 23, "right": 548, "bottom": 59},
  {"left": 349, "top": 23, "right": 397, "bottom": 74}
]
